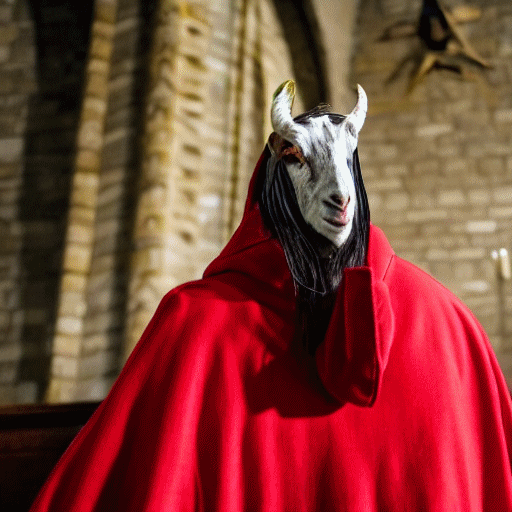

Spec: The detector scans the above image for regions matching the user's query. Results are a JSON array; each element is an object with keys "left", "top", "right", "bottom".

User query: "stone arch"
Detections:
[{"left": 2, "top": 0, "right": 94, "bottom": 404}]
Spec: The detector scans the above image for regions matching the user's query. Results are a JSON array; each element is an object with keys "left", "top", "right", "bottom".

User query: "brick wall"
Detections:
[
  {"left": 0, "top": 0, "right": 93, "bottom": 405},
  {"left": 0, "top": 0, "right": 37, "bottom": 404},
  {"left": 351, "top": 0, "right": 512, "bottom": 375}
]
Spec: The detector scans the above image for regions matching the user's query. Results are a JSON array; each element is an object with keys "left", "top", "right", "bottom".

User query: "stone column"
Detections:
[
  {"left": 124, "top": 2, "right": 211, "bottom": 359},
  {"left": 46, "top": 0, "right": 119, "bottom": 403}
]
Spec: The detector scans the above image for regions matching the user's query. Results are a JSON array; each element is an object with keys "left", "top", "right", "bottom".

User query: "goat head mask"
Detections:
[{"left": 267, "top": 80, "right": 367, "bottom": 248}]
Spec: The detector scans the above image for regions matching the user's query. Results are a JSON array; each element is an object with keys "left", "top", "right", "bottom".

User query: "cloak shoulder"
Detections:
[{"left": 30, "top": 280, "right": 279, "bottom": 512}]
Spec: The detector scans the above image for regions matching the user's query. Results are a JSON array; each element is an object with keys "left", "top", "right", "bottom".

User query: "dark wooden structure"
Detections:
[{"left": 0, "top": 401, "right": 101, "bottom": 512}]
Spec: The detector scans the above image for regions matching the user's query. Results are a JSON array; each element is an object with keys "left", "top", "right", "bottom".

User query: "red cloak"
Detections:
[{"left": 31, "top": 154, "right": 512, "bottom": 511}]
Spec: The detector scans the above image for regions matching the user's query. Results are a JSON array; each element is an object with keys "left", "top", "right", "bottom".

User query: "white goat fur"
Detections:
[{"left": 269, "top": 81, "right": 367, "bottom": 248}]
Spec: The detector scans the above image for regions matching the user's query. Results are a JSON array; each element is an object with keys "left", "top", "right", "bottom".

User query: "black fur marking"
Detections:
[
  {"left": 294, "top": 104, "right": 333, "bottom": 125},
  {"left": 257, "top": 140, "right": 370, "bottom": 356},
  {"left": 345, "top": 122, "right": 357, "bottom": 140}
]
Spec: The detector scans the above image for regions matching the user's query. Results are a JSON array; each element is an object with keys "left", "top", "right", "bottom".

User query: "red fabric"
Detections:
[{"left": 31, "top": 155, "right": 512, "bottom": 511}]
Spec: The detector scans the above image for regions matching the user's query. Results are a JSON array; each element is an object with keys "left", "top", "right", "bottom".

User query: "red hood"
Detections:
[
  {"left": 204, "top": 152, "right": 394, "bottom": 289},
  {"left": 204, "top": 152, "right": 396, "bottom": 407}
]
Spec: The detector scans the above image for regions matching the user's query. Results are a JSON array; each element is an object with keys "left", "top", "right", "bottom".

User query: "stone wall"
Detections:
[
  {"left": 43, "top": 0, "right": 308, "bottom": 402},
  {"left": 0, "top": 0, "right": 351, "bottom": 404},
  {"left": 0, "top": 0, "right": 36, "bottom": 404},
  {"left": 0, "top": 0, "right": 94, "bottom": 404},
  {"left": 351, "top": 0, "right": 512, "bottom": 377}
]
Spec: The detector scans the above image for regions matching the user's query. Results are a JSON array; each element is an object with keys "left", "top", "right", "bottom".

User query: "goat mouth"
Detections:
[{"left": 323, "top": 216, "right": 348, "bottom": 228}]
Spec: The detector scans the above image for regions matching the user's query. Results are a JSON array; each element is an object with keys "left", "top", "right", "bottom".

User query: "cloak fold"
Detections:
[{"left": 30, "top": 154, "right": 512, "bottom": 511}]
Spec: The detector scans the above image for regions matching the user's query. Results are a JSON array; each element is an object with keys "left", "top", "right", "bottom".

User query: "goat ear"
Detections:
[
  {"left": 271, "top": 80, "right": 296, "bottom": 136},
  {"left": 267, "top": 132, "right": 283, "bottom": 156},
  {"left": 345, "top": 84, "right": 367, "bottom": 138}
]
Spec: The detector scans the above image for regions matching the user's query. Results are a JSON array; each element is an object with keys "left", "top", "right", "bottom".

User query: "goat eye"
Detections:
[{"left": 281, "top": 145, "right": 305, "bottom": 166}]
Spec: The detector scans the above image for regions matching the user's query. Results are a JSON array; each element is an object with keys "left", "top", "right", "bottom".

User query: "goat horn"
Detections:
[
  {"left": 271, "top": 80, "right": 296, "bottom": 138},
  {"left": 346, "top": 84, "right": 367, "bottom": 137}
]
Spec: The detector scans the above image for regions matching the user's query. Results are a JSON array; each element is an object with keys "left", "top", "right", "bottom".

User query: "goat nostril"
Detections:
[
  {"left": 330, "top": 194, "right": 349, "bottom": 208},
  {"left": 330, "top": 194, "right": 343, "bottom": 205}
]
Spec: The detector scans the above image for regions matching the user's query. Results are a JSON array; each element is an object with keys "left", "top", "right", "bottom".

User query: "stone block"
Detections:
[
  {"left": 0, "top": 137, "right": 23, "bottom": 163},
  {"left": 451, "top": 247, "right": 486, "bottom": 260},
  {"left": 51, "top": 355, "right": 79, "bottom": 379},
  {"left": 93, "top": 20, "right": 116, "bottom": 40},
  {"left": 489, "top": 206, "right": 512, "bottom": 218},
  {"left": 83, "top": 311, "right": 122, "bottom": 336},
  {"left": 76, "top": 149, "right": 101, "bottom": 171},
  {"left": 493, "top": 186, "right": 512, "bottom": 203},
  {"left": 58, "top": 291, "right": 87, "bottom": 318},
  {"left": 454, "top": 261, "right": 476, "bottom": 281},
  {"left": 87, "top": 57, "right": 109, "bottom": 76},
  {"left": 71, "top": 376, "right": 115, "bottom": 402},
  {"left": 426, "top": 248, "right": 450, "bottom": 261},
  {"left": 0, "top": 6, "right": 12, "bottom": 24},
  {"left": 16, "top": 381, "right": 38, "bottom": 404},
  {"left": 0, "top": 45, "right": 10, "bottom": 64},
  {"left": 466, "top": 220, "right": 497, "bottom": 234},
  {"left": 480, "top": 157, "right": 504, "bottom": 176},
  {"left": 45, "top": 378, "right": 72, "bottom": 403},
  {"left": 96, "top": 0, "right": 118, "bottom": 24},
  {"left": 438, "top": 189, "right": 465, "bottom": 206},
  {"left": 57, "top": 316, "right": 83, "bottom": 337},
  {"left": 468, "top": 189, "right": 491, "bottom": 205},
  {"left": 415, "top": 123, "right": 452, "bottom": 138},
  {"left": 78, "top": 350, "right": 116, "bottom": 379},
  {"left": 68, "top": 223, "right": 95, "bottom": 245},
  {"left": 53, "top": 334, "right": 81, "bottom": 357},
  {"left": 86, "top": 72, "right": 109, "bottom": 100},
  {"left": 63, "top": 243, "right": 93, "bottom": 274},
  {"left": 0, "top": 342, "right": 21, "bottom": 362},
  {"left": 365, "top": 178, "right": 402, "bottom": 192},
  {"left": 462, "top": 280, "right": 490, "bottom": 293},
  {"left": 83, "top": 332, "right": 120, "bottom": 354},
  {"left": 68, "top": 205, "right": 95, "bottom": 227},
  {"left": 384, "top": 192, "right": 409, "bottom": 211},
  {"left": 406, "top": 210, "right": 448, "bottom": 222},
  {"left": 71, "top": 171, "right": 100, "bottom": 208},
  {"left": 413, "top": 159, "right": 439, "bottom": 175},
  {"left": 0, "top": 361, "right": 16, "bottom": 384},
  {"left": 411, "top": 192, "right": 435, "bottom": 208},
  {"left": 116, "top": 16, "right": 139, "bottom": 35},
  {"left": 90, "top": 34, "right": 114, "bottom": 62},
  {"left": 383, "top": 164, "right": 408, "bottom": 177},
  {"left": 97, "top": 182, "right": 124, "bottom": 207},
  {"left": 373, "top": 144, "right": 398, "bottom": 161},
  {"left": 77, "top": 120, "right": 104, "bottom": 152},
  {"left": 82, "top": 96, "right": 108, "bottom": 122},
  {"left": 0, "top": 25, "right": 18, "bottom": 45},
  {"left": 494, "top": 109, "right": 512, "bottom": 123}
]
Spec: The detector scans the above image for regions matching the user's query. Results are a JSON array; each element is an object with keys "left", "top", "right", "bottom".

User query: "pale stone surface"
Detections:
[
  {"left": 51, "top": 355, "right": 79, "bottom": 379},
  {"left": 365, "top": 178, "right": 402, "bottom": 192},
  {"left": 415, "top": 123, "right": 453, "bottom": 138},
  {"left": 451, "top": 248, "right": 487, "bottom": 260},
  {"left": 0, "top": 137, "right": 23, "bottom": 162},
  {"left": 466, "top": 220, "right": 497, "bottom": 234},
  {"left": 468, "top": 189, "right": 491, "bottom": 205},
  {"left": 53, "top": 334, "right": 81, "bottom": 357},
  {"left": 406, "top": 210, "right": 448, "bottom": 222},
  {"left": 493, "top": 186, "right": 512, "bottom": 203},
  {"left": 438, "top": 190, "right": 466, "bottom": 207}
]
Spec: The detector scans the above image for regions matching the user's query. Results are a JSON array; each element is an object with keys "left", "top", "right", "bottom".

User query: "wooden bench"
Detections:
[{"left": 0, "top": 401, "right": 101, "bottom": 512}]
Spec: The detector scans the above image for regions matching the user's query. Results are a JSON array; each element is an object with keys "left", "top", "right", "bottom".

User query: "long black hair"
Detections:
[{"left": 257, "top": 111, "right": 370, "bottom": 355}]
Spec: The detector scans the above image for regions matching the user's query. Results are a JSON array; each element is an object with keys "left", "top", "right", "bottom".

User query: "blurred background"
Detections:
[{"left": 0, "top": 0, "right": 511, "bottom": 406}]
